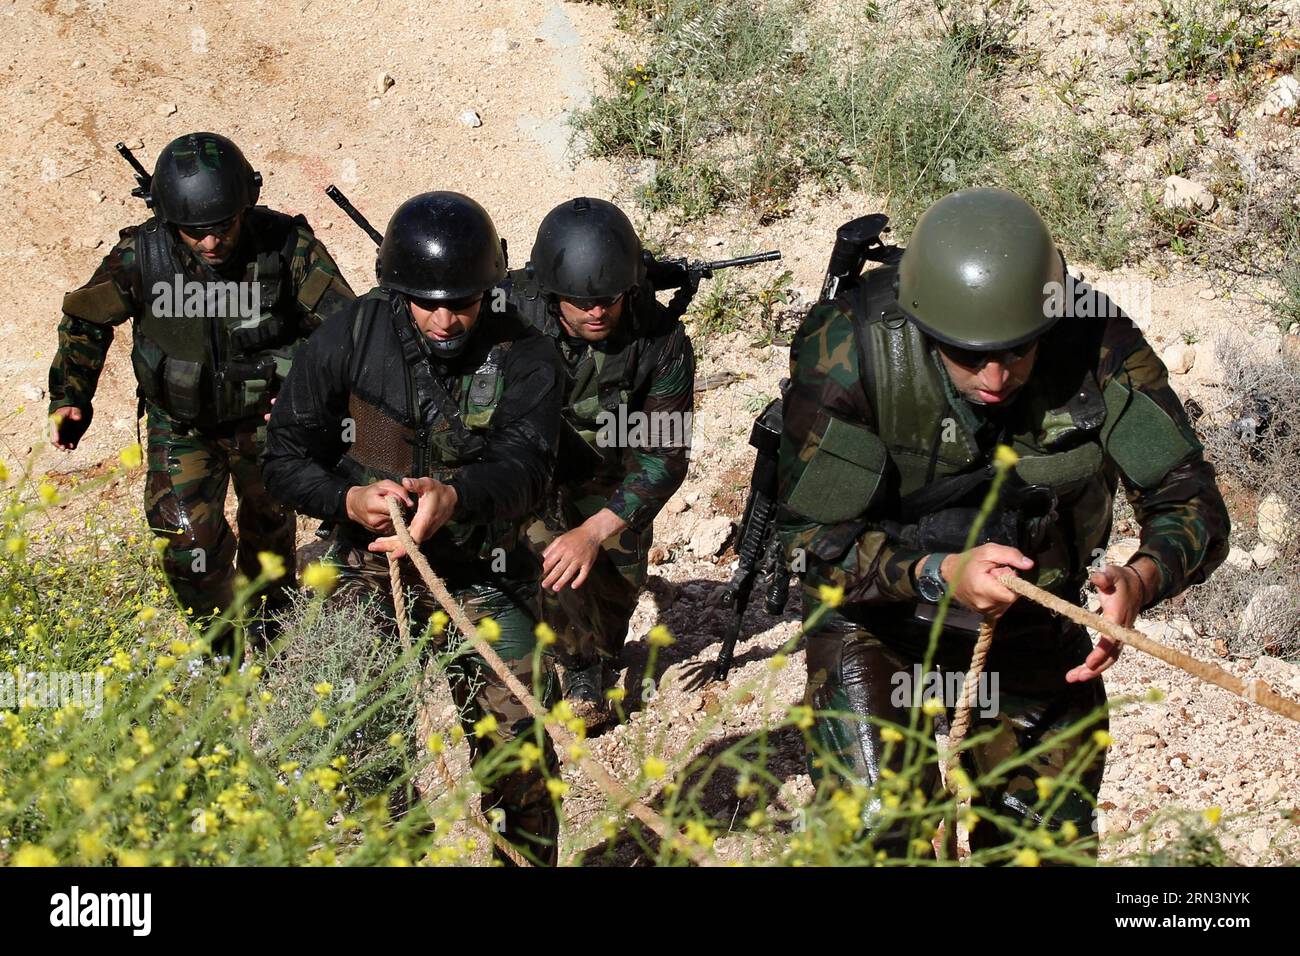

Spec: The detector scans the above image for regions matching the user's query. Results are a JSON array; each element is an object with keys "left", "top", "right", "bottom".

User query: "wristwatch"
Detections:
[{"left": 915, "top": 553, "right": 950, "bottom": 603}]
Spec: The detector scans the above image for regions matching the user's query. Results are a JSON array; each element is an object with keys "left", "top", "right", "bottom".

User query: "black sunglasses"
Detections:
[
  {"left": 560, "top": 291, "right": 626, "bottom": 310},
  {"left": 177, "top": 216, "right": 240, "bottom": 240},
  {"left": 938, "top": 339, "right": 1038, "bottom": 368},
  {"left": 410, "top": 293, "right": 484, "bottom": 312}
]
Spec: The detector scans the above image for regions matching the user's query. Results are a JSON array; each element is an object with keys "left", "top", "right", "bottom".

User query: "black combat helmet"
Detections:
[
  {"left": 149, "top": 132, "right": 262, "bottom": 228},
  {"left": 896, "top": 187, "right": 1065, "bottom": 350},
  {"left": 377, "top": 191, "right": 507, "bottom": 301},
  {"left": 529, "top": 197, "right": 644, "bottom": 301}
]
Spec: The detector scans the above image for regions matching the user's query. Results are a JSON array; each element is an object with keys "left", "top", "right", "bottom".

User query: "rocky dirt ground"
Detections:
[{"left": 3, "top": 0, "right": 1298, "bottom": 864}]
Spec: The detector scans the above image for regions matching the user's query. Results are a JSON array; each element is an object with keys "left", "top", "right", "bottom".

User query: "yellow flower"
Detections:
[
  {"left": 1092, "top": 730, "right": 1113, "bottom": 749},
  {"left": 302, "top": 562, "right": 339, "bottom": 592},
  {"left": 546, "top": 778, "right": 570, "bottom": 798},
  {"left": 257, "top": 551, "right": 286, "bottom": 581},
  {"left": 13, "top": 844, "right": 58, "bottom": 866},
  {"left": 38, "top": 482, "right": 59, "bottom": 506},
  {"left": 817, "top": 584, "right": 844, "bottom": 608},
  {"left": 155, "top": 655, "right": 176, "bottom": 670},
  {"left": 648, "top": 625, "right": 675, "bottom": 647},
  {"left": 426, "top": 734, "right": 444, "bottom": 755},
  {"left": 745, "top": 810, "right": 766, "bottom": 829},
  {"left": 45, "top": 751, "right": 70, "bottom": 768},
  {"left": 117, "top": 849, "right": 149, "bottom": 867},
  {"left": 118, "top": 444, "right": 143, "bottom": 469},
  {"left": 789, "top": 705, "right": 815, "bottom": 730},
  {"left": 993, "top": 444, "right": 1020, "bottom": 468},
  {"left": 683, "top": 820, "right": 715, "bottom": 848},
  {"left": 1202, "top": 806, "right": 1222, "bottom": 827},
  {"left": 278, "top": 761, "right": 300, "bottom": 773},
  {"left": 921, "top": 698, "right": 945, "bottom": 718},
  {"left": 473, "top": 714, "right": 499, "bottom": 738},
  {"left": 477, "top": 617, "right": 501, "bottom": 643},
  {"left": 1035, "top": 777, "right": 1056, "bottom": 801},
  {"left": 518, "top": 741, "right": 542, "bottom": 771},
  {"left": 1060, "top": 821, "right": 1078, "bottom": 841},
  {"left": 605, "top": 686, "right": 627, "bottom": 703},
  {"left": 568, "top": 743, "right": 588, "bottom": 762},
  {"left": 387, "top": 733, "right": 404, "bottom": 749},
  {"left": 1013, "top": 847, "right": 1040, "bottom": 867},
  {"left": 314, "top": 682, "right": 333, "bottom": 697},
  {"left": 879, "top": 726, "right": 904, "bottom": 743},
  {"left": 431, "top": 610, "right": 449, "bottom": 634},
  {"left": 309, "top": 709, "right": 327, "bottom": 729},
  {"left": 769, "top": 653, "right": 788, "bottom": 671},
  {"left": 643, "top": 756, "right": 667, "bottom": 780},
  {"left": 534, "top": 622, "right": 557, "bottom": 646},
  {"left": 77, "top": 832, "right": 105, "bottom": 862},
  {"left": 0, "top": 460, "right": 8, "bottom": 482}
]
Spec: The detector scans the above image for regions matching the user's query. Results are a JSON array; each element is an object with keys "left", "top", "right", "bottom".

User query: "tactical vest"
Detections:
[
  {"left": 130, "top": 207, "right": 307, "bottom": 427},
  {"left": 338, "top": 290, "right": 515, "bottom": 559},
  {"left": 844, "top": 266, "right": 1117, "bottom": 595},
  {"left": 509, "top": 272, "right": 663, "bottom": 483}
]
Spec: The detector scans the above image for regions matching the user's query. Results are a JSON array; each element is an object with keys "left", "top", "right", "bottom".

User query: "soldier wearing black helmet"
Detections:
[
  {"left": 262, "top": 191, "right": 566, "bottom": 865},
  {"left": 505, "top": 197, "right": 696, "bottom": 729},
  {"left": 778, "top": 187, "right": 1229, "bottom": 860},
  {"left": 47, "top": 132, "right": 354, "bottom": 645}
]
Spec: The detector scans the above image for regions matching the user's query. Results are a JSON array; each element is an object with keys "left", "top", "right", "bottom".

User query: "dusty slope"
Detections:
[{"left": 2, "top": 0, "right": 1297, "bottom": 864}]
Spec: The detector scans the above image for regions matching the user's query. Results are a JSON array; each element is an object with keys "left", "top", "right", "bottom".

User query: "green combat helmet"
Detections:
[{"left": 896, "top": 187, "right": 1064, "bottom": 350}]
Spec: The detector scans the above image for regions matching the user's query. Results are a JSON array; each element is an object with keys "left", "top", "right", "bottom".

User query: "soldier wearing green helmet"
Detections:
[{"left": 777, "top": 187, "right": 1229, "bottom": 860}]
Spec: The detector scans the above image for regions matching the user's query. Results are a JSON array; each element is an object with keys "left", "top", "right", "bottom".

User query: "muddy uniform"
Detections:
[
  {"left": 777, "top": 266, "right": 1230, "bottom": 854},
  {"left": 262, "top": 290, "right": 565, "bottom": 865},
  {"left": 509, "top": 277, "right": 695, "bottom": 670},
  {"left": 49, "top": 208, "right": 354, "bottom": 620}
]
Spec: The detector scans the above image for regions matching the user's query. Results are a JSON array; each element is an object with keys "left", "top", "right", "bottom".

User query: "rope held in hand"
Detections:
[
  {"left": 997, "top": 574, "right": 1300, "bottom": 723},
  {"left": 382, "top": 497, "right": 715, "bottom": 866}
]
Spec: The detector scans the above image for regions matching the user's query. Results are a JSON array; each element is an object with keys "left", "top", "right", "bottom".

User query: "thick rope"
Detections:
[
  {"left": 384, "top": 497, "right": 715, "bottom": 866},
  {"left": 387, "top": 553, "right": 531, "bottom": 867},
  {"left": 944, "top": 618, "right": 995, "bottom": 787},
  {"left": 998, "top": 574, "right": 1300, "bottom": 724}
]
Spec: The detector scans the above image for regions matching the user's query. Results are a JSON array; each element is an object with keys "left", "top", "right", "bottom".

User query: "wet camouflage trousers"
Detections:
[
  {"left": 323, "top": 540, "right": 560, "bottom": 866},
  {"left": 524, "top": 486, "right": 650, "bottom": 668},
  {"left": 804, "top": 620, "right": 1108, "bottom": 862},
  {"left": 144, "top": 403, "right": 296, "bottom": 624}
]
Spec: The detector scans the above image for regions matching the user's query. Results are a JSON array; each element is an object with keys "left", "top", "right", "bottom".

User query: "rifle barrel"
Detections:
[
  {"left": 704, "top": 250, "right": 782, "bottom": 271},
  {"left": 115, "top": 142, "right": 151, "bottom": 181},
  {"left": 326, "top": 184, "right": 385, "bottom": 247}
]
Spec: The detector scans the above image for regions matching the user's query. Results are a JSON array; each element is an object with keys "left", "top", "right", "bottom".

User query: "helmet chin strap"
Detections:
[{"left": 396, "top": 293, "right": 477, "bottom": 359}]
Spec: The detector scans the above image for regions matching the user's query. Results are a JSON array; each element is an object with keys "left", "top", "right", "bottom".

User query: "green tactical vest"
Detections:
[
  {"left": 509, "top": 271, "right": 660, "bottom": 482},
  {"left": 340, "top": 290, "right": 515, "bottom": 559},
  {"left": 130, "top": 207, "right": 306, "bottom": 427},
  {"left": 846, "top": 267, "right": 1118, "bottom": 594}
]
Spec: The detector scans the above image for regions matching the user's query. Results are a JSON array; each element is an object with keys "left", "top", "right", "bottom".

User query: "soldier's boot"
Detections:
[
  {"left": 558, "top": 654, "right": 609, "bottom": 731},
  {"left": 486, "top": 772, "right": 561, "bottom": 867}
]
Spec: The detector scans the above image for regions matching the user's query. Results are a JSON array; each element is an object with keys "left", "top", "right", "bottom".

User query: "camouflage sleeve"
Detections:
[
  {"left": 48, "top": 228, "right": 142, "bottom": 413},
  {"left": 1098, "top": 316, "right": 1230, "bottom": 606},
  {"left": 287, "top": 225, "right": 356, "bottom": 334},
  {"left": 776, "top": 302, "right": 925, "bottom": 605},
  {"left": 604, "top": 322, "right": 695, "bottom": 531}
]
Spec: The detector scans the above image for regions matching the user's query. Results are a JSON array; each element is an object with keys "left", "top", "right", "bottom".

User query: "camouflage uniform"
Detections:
[
  {"left": 777, "top": 266, "right": 1230, "bottom": 855},
  {"left": 510, "top": 279, "right": 695, "bottom": 671},
  {"left": 262, "top": 290, "right": 566, "bottom": 865},
  {"left": 49, "top": 209, "right": 354, "bottom": 623}
]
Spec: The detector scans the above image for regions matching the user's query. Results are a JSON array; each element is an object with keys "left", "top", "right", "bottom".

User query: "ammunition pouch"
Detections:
[{"left": 786, "top": 410, "right": 887, "bottom": 524}]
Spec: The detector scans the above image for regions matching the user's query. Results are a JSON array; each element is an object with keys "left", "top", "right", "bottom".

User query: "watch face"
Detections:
[{"left": 919, "top": 575, "right": 945, "bottom": 603}]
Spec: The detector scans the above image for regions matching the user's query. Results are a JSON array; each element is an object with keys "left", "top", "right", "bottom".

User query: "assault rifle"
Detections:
[
  {"left": 115, "top": 141, "right": 152, "bottom": 202},
  {"left": 645, "top": 249, "right": 782, "bottom": 323},
  {"left": 685, "top": 386, "right": 790, "bottom": 687}
]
